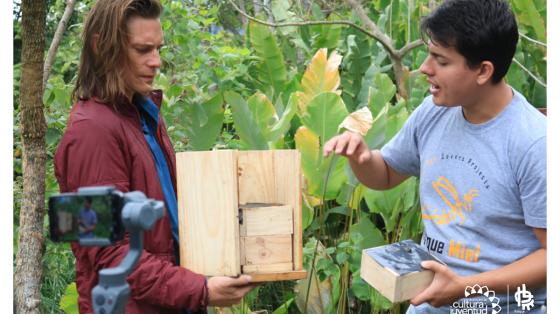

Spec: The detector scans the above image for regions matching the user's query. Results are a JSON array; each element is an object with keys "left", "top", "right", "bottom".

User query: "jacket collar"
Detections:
[
  {"left": 88, "top": 89, "right": 164, "bottom": 117},
  {"left": 149, "top": 90, "right": 163, "bottom": 108}
]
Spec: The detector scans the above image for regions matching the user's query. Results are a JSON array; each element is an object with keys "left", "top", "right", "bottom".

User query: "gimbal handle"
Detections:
[{"left": 90, "top": 191, "right": 164, "bottom": 314}]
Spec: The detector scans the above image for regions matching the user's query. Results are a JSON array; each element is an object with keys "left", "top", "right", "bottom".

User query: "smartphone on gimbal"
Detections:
[{"left": 47, "top": 187, "right": 126, "bottom": 245}]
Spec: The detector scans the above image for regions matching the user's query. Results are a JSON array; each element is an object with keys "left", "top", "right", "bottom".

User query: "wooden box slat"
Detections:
[
  {"left": 239, "top": 204, "right": 293, "bottom": 237},
  {"left": 241, "top": 235, "right": 293, "bottom": 265},
  {"left": 242, "top": 262, "right": 293, "bottom": 273},
  {"left": 177, "top": 150, "right": 240, "bottom": 276}
]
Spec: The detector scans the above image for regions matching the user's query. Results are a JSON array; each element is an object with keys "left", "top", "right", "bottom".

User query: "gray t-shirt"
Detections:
[{"left": 380, "top": 89, "right": 546, "bottom": 313}]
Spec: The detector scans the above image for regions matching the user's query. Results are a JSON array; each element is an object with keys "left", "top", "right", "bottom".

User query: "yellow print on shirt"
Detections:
[{"left": 422, "top": 176, "right": 479, "bottom": 225}]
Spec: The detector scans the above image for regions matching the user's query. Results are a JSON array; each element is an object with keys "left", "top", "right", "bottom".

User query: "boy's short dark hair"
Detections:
[{"left": 421, "top": 0, "right": 518, "bottom": 84}]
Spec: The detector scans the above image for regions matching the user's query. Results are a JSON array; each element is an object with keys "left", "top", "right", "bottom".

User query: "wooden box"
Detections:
[
  {"left": 360, "top": 240, "right": 442, "bottom": 303},
  {"left": 176, "top": 150, "right": 307, "bottom": 282}
]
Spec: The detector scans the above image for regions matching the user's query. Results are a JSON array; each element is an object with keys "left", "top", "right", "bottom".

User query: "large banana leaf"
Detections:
[
  {"left": 298, "top": 49, "right": 342, "bottom": 114},
  {"left": 385, "top": 98, "right": 410, "bottom": 140},
  {"left": 296, "top": 91, "right": 350, "bottom": 199},
  {"left": 310, "top": 23, "right": 342, "bottom": 52},
  {"left": 369, "top": 73, "right": 396, "bottom": 112},
  {"left": 249, "top": 21, "right": 288, "bottom": 98},
  {"left": 247, "top": 92, "right": 277, "bottom": 140},
  {"left": 295, "top": 126, "right": 347, "bottom": 200},
  {"left": 185, "top": 93, "right": 224, "bottom": 151},
  {"left": 268, "top": 91, "right": 298, "bottom": 143},
  {"left": 300, "top": 92, "right": 348, "bottom": 146},
  {"left": 349, "top": 218, "right": 386, "bottom": 251},
  {"left": 341, "top": 32, "right": 371, "bottom": 110},
  {"left": 364, "top": 103, "right": 389, "bottom": 150},
  {"left": 363, "top": 178, "right": 417, "bottom": 233},
  {"left": 224, "top": 91, "right": 268, "bottom": 150},
  {"left": 295, "top": 126, "right": 321, "bottom": 192}
]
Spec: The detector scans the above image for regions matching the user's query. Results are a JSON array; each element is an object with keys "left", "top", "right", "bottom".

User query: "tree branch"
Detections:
[
  {"left": 512, "top": 58, "right": 546, "bottom": 88},
  {"left": 519, "top": 32, "right": 547, "bottom": 48},
  {"left": 227, "top": 0, "right": 379, "bottom": 45},
  {"left": 43, "top": 0, "right": 76, "bottom": 92},
  {"left": 345, "top": 0, "right": 398, "bottom": 59},
  {"left": 398, "top": 39, "right": 424, "bottom": 58},
  {"left": 228, "top": 0, "right": 425, "bottom": 99},
  {"left": 344, "top": 0, "right": 415, "bottom": 99}
]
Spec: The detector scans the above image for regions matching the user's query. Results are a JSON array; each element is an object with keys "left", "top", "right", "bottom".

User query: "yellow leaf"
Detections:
[
  {"left": 338, "top": 107, "right": 373, "bottom": 136},
  {"left": 298, "top": 48, "right": 342, "bottom": 114},
  {"left": 303, "top": 186, "right": 322, "bottom": 207},
  {"left": 295, "top": 126, "right": 320, "bottom": 165}
]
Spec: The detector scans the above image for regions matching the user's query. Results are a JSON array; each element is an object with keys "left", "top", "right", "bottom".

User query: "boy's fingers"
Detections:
[
  {"left": 421, "top": 261, "right": 445, "bottom": 273},
  {"left": 323, "top": 137, "right": 337, "bottom": 156},
  {"left": 334, "top": 135, "right": 349, "bottom": 154},
  {"left": 346, "top": 135, "right": 363, "bottom": 156},
  {"left": 410, "top": 284, "right": 435, "bottom": 306}
]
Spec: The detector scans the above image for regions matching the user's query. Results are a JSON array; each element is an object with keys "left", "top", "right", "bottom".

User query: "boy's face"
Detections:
[
  {"left": 419, "top": 40, "right": 481, "bottom": 107},
  {"left": 123, "top": 16, "right": 164, "bottom": 96}
]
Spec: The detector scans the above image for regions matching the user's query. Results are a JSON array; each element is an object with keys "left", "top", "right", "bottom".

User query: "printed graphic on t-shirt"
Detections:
[
  {"left": 421, "top": 176, "right": 479, "bottom": 225},
  {"left": 423, "top": 235, "right": 481, "bottom": 264},
  {"left": 420, "top": 153, "right": 486, "bottom": 264}
]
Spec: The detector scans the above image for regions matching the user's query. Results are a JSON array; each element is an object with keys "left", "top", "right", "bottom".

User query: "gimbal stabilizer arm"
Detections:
[{"left": 73, "top": 188, "right": 164, "bottom": 314}]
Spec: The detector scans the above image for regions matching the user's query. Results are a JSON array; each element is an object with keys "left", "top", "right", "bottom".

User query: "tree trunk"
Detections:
[
  {"left": 14, "top": 0, "right": 47, "bottom": 313},
  {"left": 391, "top": 58, "right": 409, "bottom": 100}
]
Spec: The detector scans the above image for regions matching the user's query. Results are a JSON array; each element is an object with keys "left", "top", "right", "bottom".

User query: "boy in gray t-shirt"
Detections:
[{"left": 324, "top": 1, "right": 546, "bottom": 313}]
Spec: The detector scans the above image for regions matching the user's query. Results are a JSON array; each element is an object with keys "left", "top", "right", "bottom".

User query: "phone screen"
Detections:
[{"left": 48, "top": 193, "right": 123, "bottom": 243}]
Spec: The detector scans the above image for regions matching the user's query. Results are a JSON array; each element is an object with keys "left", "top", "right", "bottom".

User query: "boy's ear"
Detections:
[{"left": 476, "top": 61, "right": 494, "bottom": 85}]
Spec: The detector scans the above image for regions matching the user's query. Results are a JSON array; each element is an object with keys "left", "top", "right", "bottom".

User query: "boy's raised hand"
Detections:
[{"left": 323, "top": 131, "right": 373, "bottom": 164}]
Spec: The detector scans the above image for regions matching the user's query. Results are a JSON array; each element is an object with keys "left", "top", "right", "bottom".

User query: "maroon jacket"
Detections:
[{"left": 54, "top": 91, "right": 208, "bottom": 313}]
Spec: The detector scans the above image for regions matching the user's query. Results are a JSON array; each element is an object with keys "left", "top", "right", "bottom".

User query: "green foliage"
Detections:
[
  {"left": 184, "top": 93, "right": 225, "bottom": 150},
  {"left": 508, "top": 0, "right": 547, "bottom": 107},
  {"left": 225, "top": 91, "right": 269, "bottom": 149},
  {"left": 157, "top": 0, "right": 254, "bottom": 151},
  {"left": 59, "top": 283, "right": 79, "bottom": 314},
  {"left": 341, "top": 31, "right": 372, "bottom": 110},
  {"left": 249, "top": 22, "right": 289, "bottom": 99},
  {"left": 41, "top": 241, "right": 76, "bottom": 313},
  {"left": 301, "top": 92, "right": 348, "bottom": 146}
]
